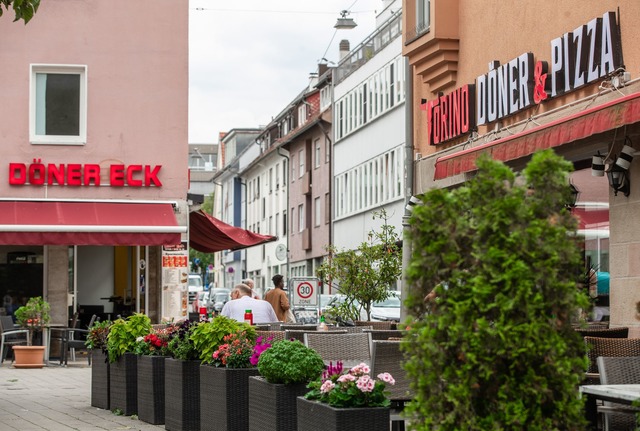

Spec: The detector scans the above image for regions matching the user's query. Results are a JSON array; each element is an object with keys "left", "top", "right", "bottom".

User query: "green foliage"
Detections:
[
  {"left": 402, "top": 150, "right": 590, "bottom": 430},
  {"left": 257, "top": 340, "right": 325, "bottom": 385},
  {"left": 190, "top": 315, "right": 255, "bottom": 364},
  {"left": 86, "top": 320, "right": 112, "bottom": 353},
  {"left": 166, "top": 319, "right": 199, "bottom": 361},
  {"left": 14, "top": 296, "right": 50, "bottom": 329},
  {"left": 0, "top": 0, "right": 40, "bottom": 23},
  {"left": 317, "top": 209, "right": 401, "bottom": 321},
  {"left": 106, "top": 313, "right": 151, "bottom": 363}
]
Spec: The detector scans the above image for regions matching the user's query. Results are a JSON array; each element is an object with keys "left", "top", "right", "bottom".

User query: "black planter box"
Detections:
[
  {"left": 90, "top": 351, "right": 110, "bottom": 410},
  {"left": 248, "top": 376, "right": 308, "bottom": 431},
  {"left": 137, "top": 355, "right": 166, "bottom": 425},
  {"left": 164, "top": 358, "right": 201, "bottom": 431}
]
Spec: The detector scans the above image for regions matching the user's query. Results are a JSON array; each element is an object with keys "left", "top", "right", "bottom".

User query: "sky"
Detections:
[{"left": 188, "top": 0, "right": 383, "bottom": 144}]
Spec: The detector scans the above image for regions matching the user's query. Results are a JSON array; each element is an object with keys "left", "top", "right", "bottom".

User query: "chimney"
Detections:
[
  {"left": 317, "top": 62, "right": 329, "bottom": 77},
  {"left": 339, "top": 40, "right": 350, "bottom": 61},
  {"left": 308, "top": 72, "right": 319, "bottom": 90}
]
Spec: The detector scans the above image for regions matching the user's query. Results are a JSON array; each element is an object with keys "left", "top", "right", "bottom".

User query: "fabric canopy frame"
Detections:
[{"left": 189, "top": 210, "right": 277, "bottom": 253}]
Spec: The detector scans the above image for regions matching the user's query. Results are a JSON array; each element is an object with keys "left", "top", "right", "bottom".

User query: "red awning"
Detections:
[
  {"left": 572, "top": 206, "right": 609, "bottom": 230},
  {"left": 189, "top": 210, "right": 277, "bottom": 253},
  {"left": 434, "top": 91, "right": 640, "bottom": 180},
  {"left": 0, "top": 201, "right": 184, "bottom": 246}
]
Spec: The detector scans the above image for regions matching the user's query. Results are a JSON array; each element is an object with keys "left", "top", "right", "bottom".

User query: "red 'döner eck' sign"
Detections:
[{"left": 9, "top": 160, "right": 163, "bottom": 187}]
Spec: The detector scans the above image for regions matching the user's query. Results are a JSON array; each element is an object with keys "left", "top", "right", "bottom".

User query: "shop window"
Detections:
[{"left": 30, "top": 64, "right": 87, "bottom": 145}]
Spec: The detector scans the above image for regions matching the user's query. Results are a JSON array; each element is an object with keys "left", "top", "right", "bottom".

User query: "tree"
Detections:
[
  {"left": 0, "top": 0, "right": 40, "bottom": 24},
  {"left": 402, "top": 150, "right": 590, "bottom": 430},
  {"left": 317, "top": 209, "right": 401, "bottom": 321}
]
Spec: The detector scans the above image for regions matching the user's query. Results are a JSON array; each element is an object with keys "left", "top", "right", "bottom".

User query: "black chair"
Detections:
[
  {"left": 0, "top": 315, "right": 29, "bottom": 365},
  {"left": 60, "top": 314, "right": 96, "bottom": 366}
]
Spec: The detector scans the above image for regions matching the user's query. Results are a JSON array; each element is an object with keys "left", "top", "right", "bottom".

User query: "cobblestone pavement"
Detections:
[{"left": 0, "top": 360, "right": 164, "bottom": 431}]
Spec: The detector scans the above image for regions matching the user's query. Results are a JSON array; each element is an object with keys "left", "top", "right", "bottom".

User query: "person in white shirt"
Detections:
[
  {"left": 243, "top": 278, "right": 260, "bottom": 299},
  {"left": 220, "top": 284, "right": 278, "bottom": 324}
]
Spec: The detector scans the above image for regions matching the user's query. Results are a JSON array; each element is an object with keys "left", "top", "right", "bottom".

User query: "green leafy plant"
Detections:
[
  {"left": 106, "top": 313, "right": 152, "bottom": 363},
  {"left": 166, "top": 319, "right": 199, "bottom": 361},
  {"left": 191, "top": 315, "right": 255, "bottom": 364},
  {"left": 317, "top": 209, "right": 401, "bottom": 321},
  {"left": 306, "top": 361, "right": 395, "bottom": 408},
  {"left": 257, "top": 339, "right": 325, "bottom": 385},
  {"left": 14, "top": 296, "right": 50, "bottom": 344},
  {"left": 86, "top": 320, "right": 112, "bottom": 354},
  {"left": 0, "top": 0, "right": 40, "bottom": 23},
  {"left": 403, "top": 150, "right": 590, "bottom": 430}
]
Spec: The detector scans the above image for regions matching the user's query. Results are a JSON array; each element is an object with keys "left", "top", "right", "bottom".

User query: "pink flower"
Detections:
[
  {"left": 320, "top": 380, "right": 335, "bottom": 393},
  {"left": 337, "top": 373, "right": 356, "bottom": 383},
  {"left": 376, "top": 372, "right": 395, "bottom": 385},
  {"left": 356, "top": 375, "right": 375, "bottom": 392},
  {"left": 350, "top": 363, "right": 370, "bottom": 376}
]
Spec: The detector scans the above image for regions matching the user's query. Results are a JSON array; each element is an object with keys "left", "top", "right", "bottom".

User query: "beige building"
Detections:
[{"left": 403, "top": 1, "right": 640, "bottom": 330}]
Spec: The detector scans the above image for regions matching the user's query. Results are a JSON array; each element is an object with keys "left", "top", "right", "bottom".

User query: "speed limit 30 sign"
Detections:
[{"left": 290, "top": 277, "right": 319, "bottom": 307}]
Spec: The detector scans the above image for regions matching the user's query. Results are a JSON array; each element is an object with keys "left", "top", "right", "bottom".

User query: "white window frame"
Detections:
[
  {"left": 30, "top": 64, "right": 88, "bottom": 145},
  {"left": 298, "top": 149, "right": 305, "bottom": 178},
  {"left": 314, "top": 197, "right": 321, "bottom": 227},
  {"left": 298, "top": 203, "right": 304, "bottom": 232},
  {"left": 314, "top": 139, "right": 321, "bottom": 169}
]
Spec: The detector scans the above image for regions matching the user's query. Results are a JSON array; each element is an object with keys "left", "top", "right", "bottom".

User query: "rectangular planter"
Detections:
[
  {"left": 296, "top": 397, "right": 390, "bottom": 431},
  {"left": 248, "top": 376, "right": 308, "bottom": 431},
  {"left": 91, "top": 351, "right": 110, "bottom": 410},
  {"left": 137, "top": 355, "right": 167, "bottom": 425},
  {"left": 109, "top": 352, "right": 138, "bottom": 416},
  {"left": 165, "top": 358, "right": 201, "bottom": 431},
  {"left": 200, "top": 365, "right": 260, "bottom": 431}
]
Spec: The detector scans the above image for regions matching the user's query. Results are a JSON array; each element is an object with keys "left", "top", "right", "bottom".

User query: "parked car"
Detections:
[
  {"left": 188, "top": 274, "right": 204, "bottom": 306},
  {"left": 210, "top": 288, "right": 231, "bottom": 313},
  {"left": 370, "top": 291, "right": 401, "bottom": 322}
]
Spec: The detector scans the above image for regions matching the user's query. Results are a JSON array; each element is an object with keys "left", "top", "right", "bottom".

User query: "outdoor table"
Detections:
[{"left": 580, "top": 384, "right": 640, "bottom": 430}]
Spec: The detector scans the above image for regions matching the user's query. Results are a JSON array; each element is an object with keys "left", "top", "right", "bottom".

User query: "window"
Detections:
[
  {"left": 325, "top": 138, "right": 330, "bottom": 163},
  {"left": 283, "top": 210, "right": 288, "bottom": 235},
  {"left": 314, "top": 139, "right": 321, "bottom": 169},
  {"left": 314, "top": 197, "right": 321, "bottom": 227},
  {"left": 275, "top": 163, "right": 280, "bottom": 189},
  {"left": 291, "top": 154, "right": 296, "bottom": 181},
  {"left": 269, "top": 168, "right": 273, "bottom": 193},
  {"left": 299, "top": 149, "right": 305, "bottom": 177},
  {"left": 275, "top": 213, "right": 280, "bottom": 236},
  {"left": 416, "top": 0, "right": 430, "bottom": 35},
  {"left": 298, "top": 104, "right": 307, "bottom": 125},
  {"left": 291, "top": 207, "right": 295, "bottom": 232},
  {"left": 298, "top": 204, "right": 305, "bottom": 232},
  {"left": 30, "top": 64, "right": 87, "bottom": 145},
  {"left": 325, "top": 193, "right": 330, "bottom": 224}
]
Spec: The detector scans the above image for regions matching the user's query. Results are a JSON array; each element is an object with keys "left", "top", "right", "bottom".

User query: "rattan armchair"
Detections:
[
  {"left": 363, "top": 329, "right": 404, "bottom": 340},
  {"left": 576, "top": 326, "right": 628, "bottom": 339},
  {"left": 355, "top": 320, "right": 397, "bottom": 330},
  {"left": 303, "top": 332, "right": 372, "bottom": 367},
  {"left": 596, "top": 356, "right": 640, "bottom": 430},
  {"left": 256, "top": 330, "right": 286, "bottom": 343},
  {"left": 584, "top": 337, "right": 640, "bottom": 384},
  {"left": 286, "top": 329, "right": 347, "bottom": 343}
]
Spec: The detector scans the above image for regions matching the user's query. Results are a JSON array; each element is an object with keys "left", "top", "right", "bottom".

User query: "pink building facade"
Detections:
[{"left": 0, "top": 1, "right": 189, "bottom": 328}]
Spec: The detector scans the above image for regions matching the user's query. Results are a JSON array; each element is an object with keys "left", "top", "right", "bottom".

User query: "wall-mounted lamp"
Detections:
[
  {"left": 334, "top": 10, "right": 357, "bottom": 29},
  {"left": 591, "top": 137, "right": 635, "bottom": 197},
  {"left": 567, "top": 183, "right": 580, "bottom": 208}
]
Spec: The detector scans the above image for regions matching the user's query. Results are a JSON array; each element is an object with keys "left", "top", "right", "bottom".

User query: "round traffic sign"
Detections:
[{"left": 297, "top": 281, "right": 314, "bottom": 299}]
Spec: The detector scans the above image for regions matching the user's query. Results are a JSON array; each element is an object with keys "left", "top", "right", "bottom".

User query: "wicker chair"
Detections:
[
  {"left": 576, "top": 326, "right": 628, "bottom": 339},
  {"left": 596, "top": 356, "right": 640, "bottom": 430},
  {"left": 303, "top": 332, "right": 372, "bottom": 367},
  {"left": 584, "top": 337, "right": 640, "bottom": 384},
  {"left": 286, "top": 329, "right": 347, "bottom": 343},
  {"left": 0, "top": 315, "right": 29, "bottom": 365},
  {"left": 341, "top": 325, "right": 372, "bottom": 333},
  {"left": 371, "top": 340, "right": 411, "bottom": 431},
  {"left": 281, "top": 324, "right": 318, "bottom": 331},
  {"left": 355, "top": 320, "right": 397, "bottom": 330},
  {"left": 363, "top": 329, "right": 404, "bottom": 340},
  {"left": 256, "top": 330, "right": 286, "bottom": 343}
]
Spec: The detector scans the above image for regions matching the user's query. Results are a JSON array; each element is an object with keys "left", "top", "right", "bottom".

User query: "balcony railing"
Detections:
[{"left": 334, "top": 12, "right": 402, "bottom": 85}]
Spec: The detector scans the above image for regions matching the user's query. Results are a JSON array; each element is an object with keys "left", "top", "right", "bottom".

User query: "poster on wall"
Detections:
[{"left": 161, "top": 242, "right": 189, "bottom": 321}]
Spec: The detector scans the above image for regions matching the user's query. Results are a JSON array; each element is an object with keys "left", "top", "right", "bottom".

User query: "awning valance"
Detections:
[
  {"left": 189, "top": 210, "right": 277, "bottom": 253},
  {"left": 434, "top": 91, "right": 640, "bottom": 180},
  {"left": 0, "top": 201, "right": 185, "bottom": 246}
]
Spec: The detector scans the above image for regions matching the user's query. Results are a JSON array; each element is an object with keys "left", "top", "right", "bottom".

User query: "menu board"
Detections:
[{"left": 161, "top": 242, "right": 189, "bottom": 321}]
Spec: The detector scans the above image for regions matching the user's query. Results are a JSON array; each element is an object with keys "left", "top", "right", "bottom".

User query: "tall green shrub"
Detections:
[{"left": 403, "top": 150, "right": 590, "bottom": 430}]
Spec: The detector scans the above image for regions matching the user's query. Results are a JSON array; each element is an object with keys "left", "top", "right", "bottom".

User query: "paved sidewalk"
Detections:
[{"left": 0, "top": 361, "right": 164, "bottom": 431}]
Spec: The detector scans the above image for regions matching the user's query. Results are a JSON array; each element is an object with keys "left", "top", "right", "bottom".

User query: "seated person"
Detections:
[{"left": 220, "top": 284, "right": 278, "bottom": 324}]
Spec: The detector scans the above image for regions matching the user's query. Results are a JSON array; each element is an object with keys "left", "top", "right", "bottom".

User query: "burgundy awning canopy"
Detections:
[
  {"left": 189, "top": 210, "right": 277, "bottom": 253},
  {"left": 0, "top": 201, "right": 185, "bottom": 246},
  {"left": 434, "top": 91, "right": 640, "bottom": 180}
]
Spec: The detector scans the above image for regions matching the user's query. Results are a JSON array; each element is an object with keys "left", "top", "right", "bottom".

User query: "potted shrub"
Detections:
[
  {"left": 13, "top": 296, "right": 51, "bottom": 368},
  {"left": 298, "top": 361, "right": 394, "bottom": 431},
  {"left": 164, "top": 319, "right": 201, "bottom": 431},
  {"left": 198, "top": 319, "right": 263, "bottom": 431},
  {"left": 106, "top": 313, "right": 152, "bottom": 416},
  {"left": 249, "top": 339, "right": 325, "bottom": 431},
  {"left": 87, "top": 319, "right": 112, "bottom": 409},
  {"left": 135, "top": 323, "right": 176, "bottom": 425}
]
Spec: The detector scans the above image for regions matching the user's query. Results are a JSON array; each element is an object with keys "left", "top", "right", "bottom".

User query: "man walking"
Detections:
[{"left": 264, "top": 274, "right": 290, "bottom": 322}]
